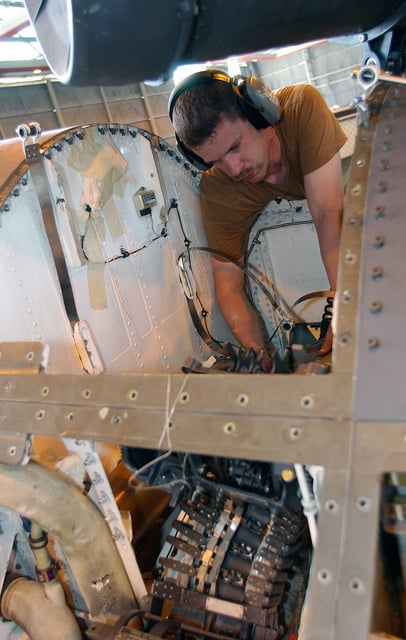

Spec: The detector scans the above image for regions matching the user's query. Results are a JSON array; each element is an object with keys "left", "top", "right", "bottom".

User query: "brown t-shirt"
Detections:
[{"left": 199, "top": 84, "right": 347, "bottom": 260}]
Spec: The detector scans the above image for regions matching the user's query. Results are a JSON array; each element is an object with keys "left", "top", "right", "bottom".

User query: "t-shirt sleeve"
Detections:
[{"left": 282, "top": 84, "right": 347, "bottom": 175}]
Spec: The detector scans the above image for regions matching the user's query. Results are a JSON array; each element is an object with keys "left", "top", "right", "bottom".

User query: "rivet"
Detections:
[
  {"left": 367, "top": 337, "right": 380, "bottom": 349},
  {"left": 342, "top": 290, "right": 352, "bottom": 303},
  {"left": 370, "top": 300, "right": 383, "bottom": 313},
  {"left": 300, "top": 395, "right": 314, "bottom": 409},
  {"left": 379, "top": 160, "right": 390, "bottom": 171},
  {"left": 378, "top": 181, "right": 388, "bottom": 193},
  {"left": 325, "top": 499, "right": 339, "bottom": 513},
  {"left": 41, "top": 386, "right": 49, "bottom": 397},
  {"left": 82, "top": 388, "right": 91, "bottom": 399},
  {"left": 375, "top": 206, "right": 386, "bottom": 219},
  {"left": 356, "top": 496, "right": 371, "bottom": 511},
  {"left": 349, "top": 577, "right": 364, "bottom": 594},
  {"left": 289, "top": 426, "right": 302, "bottom": 440},
  {"left": 8, "top": 446, "right": 17, "bottom": 457},
  {"left": 180, "top": 391, "right": 190, "bottom": 404},
  {"left": 351, "top": 184, "right": 362, "bottom": 196},
  {"left": 339, "top": 332, "right": 351, "bottom": 346},
  {"left": 374, "top": 235, "right": 385, "bottom": 248},
  {"left": 237, "top": 393, "right": 249, "bottom": 406},
  {"left": 35, "top": 409, "right": 45, "bottom": 420},
  {"left": 371, "top": 266, "right": 383, "bottom": 280},
  {"left": 317, "top": 569, "right": 332, "bottom": 585},
  {"left": 224, "top": 422, "right": 237, "bottom": 435},
  {"left": 127, "top": 390, "right": 138, "bottom": 401},
  {"left": 344, "top": 252, "right": 356, "bottom": 264}
]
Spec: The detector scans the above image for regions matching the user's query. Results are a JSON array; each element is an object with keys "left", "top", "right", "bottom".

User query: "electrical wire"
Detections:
[{"left": 127, "top": 374, "right": 190, "bottom": 486}]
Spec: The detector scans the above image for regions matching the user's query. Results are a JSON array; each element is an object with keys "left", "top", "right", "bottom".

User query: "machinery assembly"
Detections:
[{"left": 0, "top": 1, "right": 406, "bottom": 639}]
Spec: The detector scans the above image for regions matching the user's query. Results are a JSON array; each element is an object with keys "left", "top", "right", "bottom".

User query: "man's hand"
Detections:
[
  {"left": 260, "top": 352, "right": 274, "bottom": 372},
  {"left": 318, "top": 323, "right": 333, "bottom": 356}
]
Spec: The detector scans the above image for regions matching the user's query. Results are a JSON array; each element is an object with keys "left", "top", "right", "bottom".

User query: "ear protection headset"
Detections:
[{"left": 168, "top": 69, "right": 281, "bottom": 171}]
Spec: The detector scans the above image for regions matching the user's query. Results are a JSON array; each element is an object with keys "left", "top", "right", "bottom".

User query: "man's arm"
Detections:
[
  {"left": 212, "top": 257, "right": 273, "bottom": 370},
  {"left": 304, "top": 151, "right": 344, "bottom": 353}
]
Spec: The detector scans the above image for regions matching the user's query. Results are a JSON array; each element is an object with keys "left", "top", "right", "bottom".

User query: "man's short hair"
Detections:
[{"left": 171, "top": 80, "right": 243, "bottom": 149}]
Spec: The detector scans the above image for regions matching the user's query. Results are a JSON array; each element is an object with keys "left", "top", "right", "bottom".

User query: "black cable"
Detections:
[{"left": 183, "top": 246, "right": 281, "bottom": 312}]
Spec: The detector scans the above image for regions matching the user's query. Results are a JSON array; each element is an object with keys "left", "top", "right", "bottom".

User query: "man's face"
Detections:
[{"left": 192, "top": 115, "right": 283, "bottom": 183}]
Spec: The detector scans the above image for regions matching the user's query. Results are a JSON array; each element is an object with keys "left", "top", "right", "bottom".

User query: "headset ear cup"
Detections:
[
  {"left": 242, "top": 76, "right": 281, "bottom": 124},
  {"left": 176, "top": 133, "right": 213, "bottom": 171}
]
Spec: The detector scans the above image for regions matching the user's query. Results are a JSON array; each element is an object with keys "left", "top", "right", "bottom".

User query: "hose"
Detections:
[{"left": 1, "top": 576, "right": 82, "bottom": 640}]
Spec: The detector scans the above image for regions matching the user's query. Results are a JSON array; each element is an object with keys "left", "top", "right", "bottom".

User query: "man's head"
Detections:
[{"left": 168, "top": 70, "right": 281, "bottom": 171}]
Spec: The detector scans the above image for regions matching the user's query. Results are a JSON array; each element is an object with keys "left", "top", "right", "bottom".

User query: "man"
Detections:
[{"left": 169, "top": 70, "right": 346, "bottom": 371}]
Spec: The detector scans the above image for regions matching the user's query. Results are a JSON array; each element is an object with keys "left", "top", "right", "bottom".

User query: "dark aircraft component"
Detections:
[{"left": 24, "top": 0, "right": 406, "bottom": 85}]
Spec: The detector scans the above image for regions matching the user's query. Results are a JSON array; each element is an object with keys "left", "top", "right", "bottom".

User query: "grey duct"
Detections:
[
  {"left": 1, "top": 576, "right": 82, "bottom": 640},
  {"left": 0, "top": 461, "right": 137, "bottom": 615},
  {"left": 24, "top": 0, "right": 406, "bottom": 86}
]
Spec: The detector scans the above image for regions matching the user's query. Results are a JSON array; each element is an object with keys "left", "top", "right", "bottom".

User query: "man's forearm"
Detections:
[
  {"left": 317, "top": 221, "right": 341, "bottom": 291},
  {"left": 218, "top": 290, "right": 267, "bottom": 353}
]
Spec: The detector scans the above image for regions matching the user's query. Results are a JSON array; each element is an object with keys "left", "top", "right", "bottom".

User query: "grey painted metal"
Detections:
[{"left": 354, "top": 82, "right": 406, "bottom": 421}]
